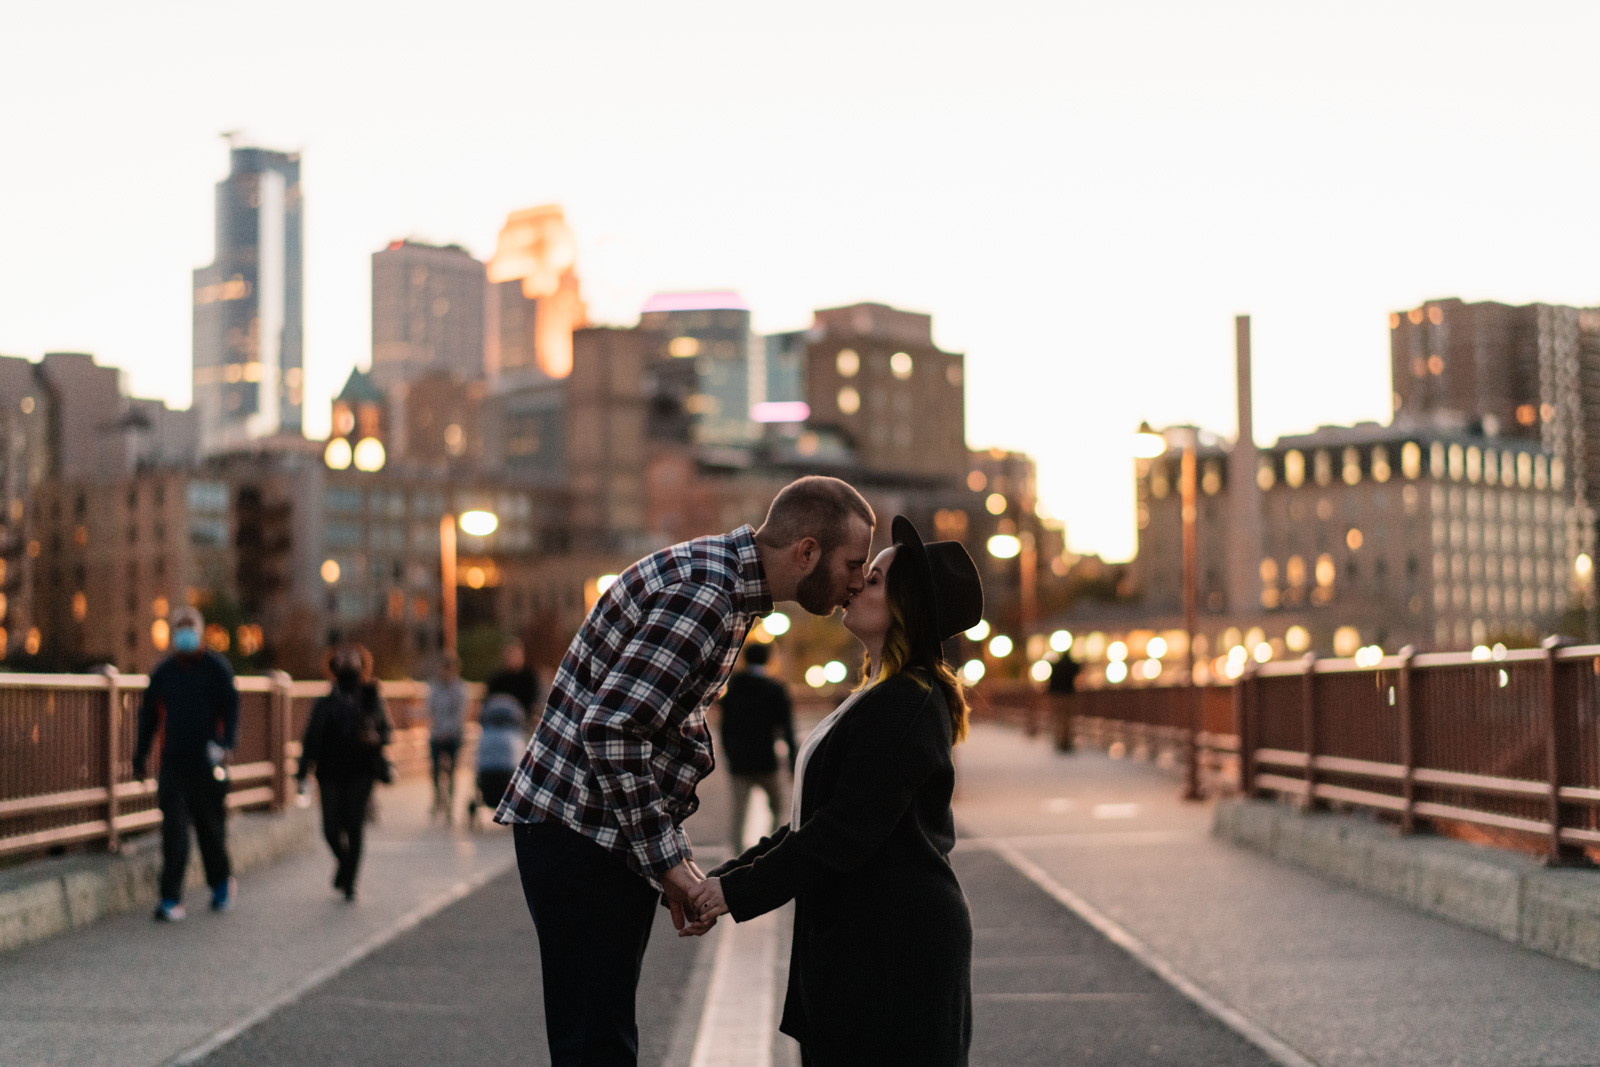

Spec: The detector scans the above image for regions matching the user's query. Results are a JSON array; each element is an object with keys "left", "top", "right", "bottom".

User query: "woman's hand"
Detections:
[{"left": 687, "top": 876, "right": 729, "bottom": 925}]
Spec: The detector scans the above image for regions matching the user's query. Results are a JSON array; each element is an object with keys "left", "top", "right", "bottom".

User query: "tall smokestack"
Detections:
[{"left": 1227, "top": 315, "right": 1263, "bottom": 618}]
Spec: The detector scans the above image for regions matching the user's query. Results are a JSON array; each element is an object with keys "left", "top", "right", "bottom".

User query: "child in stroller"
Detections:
[{"left": 467, "top": 692, "right": 526, "bottom": 826}]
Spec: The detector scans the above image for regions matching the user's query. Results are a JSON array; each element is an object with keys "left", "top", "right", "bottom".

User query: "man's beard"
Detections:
[{"left": 794, "top": 559, "right": 838, "bottom": 615}]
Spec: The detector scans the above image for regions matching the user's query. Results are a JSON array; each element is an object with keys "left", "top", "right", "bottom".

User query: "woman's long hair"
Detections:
[{"left": 858, "top": 547, "right": 970, "bottom": 744}]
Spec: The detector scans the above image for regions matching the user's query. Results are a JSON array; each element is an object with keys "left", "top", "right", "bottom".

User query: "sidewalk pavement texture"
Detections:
[
  {"left": 1214, "top": 795, "right": 1600, "bottom": 972},
  {"left": 0, "top": 803, "right": 316, "bottom": 954},
  {"left": 0, "top": 776, "right": 515, "bottom": 1067},
  {"left": 10, "top": 721, "right": 1600, "bottom": 1066}
]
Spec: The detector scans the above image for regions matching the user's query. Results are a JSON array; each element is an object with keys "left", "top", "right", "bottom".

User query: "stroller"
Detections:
[{"left": 467, "top": 693, "right": 526, "bottom": 827}]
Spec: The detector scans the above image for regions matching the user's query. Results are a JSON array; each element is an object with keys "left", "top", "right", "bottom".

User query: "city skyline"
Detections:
[{"left": 6, "top": 2, "right": 1600, "bottom": 559}]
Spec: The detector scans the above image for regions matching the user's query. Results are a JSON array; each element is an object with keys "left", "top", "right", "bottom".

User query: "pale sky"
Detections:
[{"left": 4, "top": 1, "right": 1599, "bottom": 560}]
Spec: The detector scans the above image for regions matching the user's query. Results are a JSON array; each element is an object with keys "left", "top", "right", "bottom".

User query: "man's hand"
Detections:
[{"left": 660, "top": 860, "right": 704, "bottom": 934}]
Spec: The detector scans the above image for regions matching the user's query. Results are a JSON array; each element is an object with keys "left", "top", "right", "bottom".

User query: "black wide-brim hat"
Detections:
[{"left": 891, "top": 515, "right": 984, "bottom": 643}]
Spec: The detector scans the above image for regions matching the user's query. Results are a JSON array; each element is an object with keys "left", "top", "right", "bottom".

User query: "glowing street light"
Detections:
[
  {"left": 986, "top": 534, "right": 1021, "bottom": 559},
  {"left": 1132, "top": 421, "right": 1168, "bottom": 459},
  {"left": 352, "top": 437, "right": 386, "bottom": 472},
  {"left": 459, "top": 510, "right": 499, "bottom": 537},
  {"left": 440, "top": 507, "right": 499, "bottom": 656},
  {"left": 763, "top": 611, "right": 792, "bottom": 636},
  {"left": 324, "top": 438, "right": 353, "bottom": 470}
]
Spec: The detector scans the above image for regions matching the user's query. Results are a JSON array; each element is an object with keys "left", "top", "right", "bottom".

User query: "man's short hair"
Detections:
[
  {"left": 755, "top": 476, "right": 875, "bottom": 557},
  {"left": 170, "top": 606, "right": 204, "bottom": 631}
]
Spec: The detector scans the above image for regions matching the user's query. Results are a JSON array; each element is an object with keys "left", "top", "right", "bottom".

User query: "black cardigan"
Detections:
[{"left": 712, "top": 671, "right": 971, "bottom": 1066}]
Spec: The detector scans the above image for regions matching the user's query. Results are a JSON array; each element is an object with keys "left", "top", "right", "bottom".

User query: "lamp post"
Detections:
[
  {"left": 1135, "top": 422, "right": 1203, "bottom": 800},
  {"left": 442, "top": 509, "right": 499, "bottom": 657}
]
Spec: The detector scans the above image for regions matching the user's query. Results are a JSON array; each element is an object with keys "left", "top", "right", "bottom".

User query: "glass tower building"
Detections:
[{"left": 193, "top": 145, "right": 304, "bottom": 453}]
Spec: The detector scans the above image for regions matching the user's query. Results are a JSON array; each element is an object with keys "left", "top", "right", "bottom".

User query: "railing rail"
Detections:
[
  {"left": 1, "top": 674, "right": 482, "bottom": 862},
  {"left": 1057, "top": 641, "right": 1600, "bottom": 864}
]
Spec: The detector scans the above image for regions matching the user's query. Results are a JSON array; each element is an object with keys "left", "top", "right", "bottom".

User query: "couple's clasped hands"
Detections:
[{"left": 661, "top": 861, "right": 730, "bottom": 938}]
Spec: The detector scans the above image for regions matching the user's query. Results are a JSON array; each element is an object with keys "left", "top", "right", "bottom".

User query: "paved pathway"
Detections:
[
  {"left": 10, "top": 721, "right": 1600, "bottom": 1066},
  {"left": 954, "top": 723, "right": 1600, "bottom": 1067}
]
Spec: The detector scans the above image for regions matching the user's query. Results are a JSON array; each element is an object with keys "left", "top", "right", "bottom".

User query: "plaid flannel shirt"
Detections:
[{"left": 496, "top": 525, "right": 773, "bottom": 884}]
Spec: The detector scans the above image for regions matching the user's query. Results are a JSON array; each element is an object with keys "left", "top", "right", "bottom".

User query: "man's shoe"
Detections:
[
  {"left": 153, "top": 900, "right": 186, "bottom": 922},
  {"left": 210, "top": 878, "right": 236, "bottom": 912}
]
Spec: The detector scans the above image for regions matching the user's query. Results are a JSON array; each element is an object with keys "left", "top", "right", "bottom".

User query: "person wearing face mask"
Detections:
[
  {"left": 133, "top": 606, "right": 240, "bottom": 922},
  {"left": 296, "top": 644, "right": 392, "bottom": 901}
]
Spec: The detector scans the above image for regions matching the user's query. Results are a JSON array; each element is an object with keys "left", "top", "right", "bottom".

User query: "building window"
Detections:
[
  {"left": 1285, "top": 450, "right": 1305, "bottom": 488},
  {"left": 1342, "top": 447, "right": 1361, "bottom": 486},
  {"left": 889, "top": 352, "right": 913, "bottom": 380},
  {"left": 1371, "top": 446, "right": 1391, "bottom": 483},
  {"left": 836, "top": 349, "right": 859, "bottom": 377},
  {"left": 1257, "top": 456, "right": 1276, "bottom": 490},
  {"left": 187, "top": 481, "right": 228, "bottom": 513},
  {"left": 1314, "top": 449, "right": 1333, "bottom": 486}
]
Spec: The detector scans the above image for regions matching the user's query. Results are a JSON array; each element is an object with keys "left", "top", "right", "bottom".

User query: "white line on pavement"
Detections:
[
  {"left": 689, "top": 910, "right": 778, "bottom": 1067},
  {"left": 954, "top": 829, "right": 1194, "bottom": 850},
  {"left": 162, "top": 853, "right": 517, "bottom": 1067},
  {"left": 988, "top": 839, "right": 1319, "bottom": 1067}
]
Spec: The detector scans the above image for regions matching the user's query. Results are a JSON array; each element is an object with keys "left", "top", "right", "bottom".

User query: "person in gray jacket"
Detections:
[
  {"left": 468, "top": 692, "right": 525, "bottom": 827},
  {"left": 428, "top": 653, "right": 468, "bottom": 822}
]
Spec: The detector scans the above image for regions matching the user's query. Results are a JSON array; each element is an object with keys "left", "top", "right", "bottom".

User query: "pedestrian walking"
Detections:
[
  {"left": 691, "top": 516, "right": 983, "bottom": 1067},
  {"left": 486, "top": 639, "right": 540, "bottom": 720},
  {"left": 716, "top": 641, "right": 795, "bottom": 852},
  {"left": 467, "top": 692, "right": 525, "bottom": 827},
  {"left": 496, "top": 475, "right": 876, "bottom": 1067},
  {"left": 1048, "top": 649, "right": 1082, "bottom": 753},
  {"left": 132, "top": 606, "right": 240, "bottom": 922},
  {"left": 428, "top": 652, "right": 468, "bottom": 822},
  {"left": 296, "top": 644, "right": 392, "bottom": 901}
]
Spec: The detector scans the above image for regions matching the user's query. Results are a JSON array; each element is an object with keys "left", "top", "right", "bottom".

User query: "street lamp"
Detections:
[
  {"left": 1135, "top": 422, "right": 1203, "bottom": 800},
  {"left": 441, "top": 509, "right": 499, "bottom": 656},
  {"left": 987, "top": 524, "right": 1038, "bottom": 732}
]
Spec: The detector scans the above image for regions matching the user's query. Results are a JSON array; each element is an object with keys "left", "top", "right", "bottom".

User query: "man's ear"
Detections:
[{"left": 793, "top": 536, "right": 821, "bottom": 571}]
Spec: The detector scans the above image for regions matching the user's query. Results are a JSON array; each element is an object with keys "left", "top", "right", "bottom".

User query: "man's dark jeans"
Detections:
[
  {"left": 157, "top": 767, "right": 231, "bottom": 902},
  {"left": 515, "top": 821, "right": 659, "bottom": 1067}
]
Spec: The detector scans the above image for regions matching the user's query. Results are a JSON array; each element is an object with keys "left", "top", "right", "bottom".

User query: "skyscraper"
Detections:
[
  {"left": 193, "top": 144, "right": 304, "bottom": 454},
  {"left": 639, "top": 292, "right": 757, "bottom": 452},
  {"left": 486, "top": 205, "right": 586, "bottom": 386},
  {"left": 370, "top": 240, "right": 487, "bottom": 389}
]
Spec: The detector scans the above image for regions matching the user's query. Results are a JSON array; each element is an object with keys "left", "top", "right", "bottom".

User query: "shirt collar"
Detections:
[{"left": 729, "top": 524, "right": 774, "bottom": 617}]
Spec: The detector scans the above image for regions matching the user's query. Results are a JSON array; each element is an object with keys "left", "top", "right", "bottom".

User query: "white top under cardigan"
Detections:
[{"left": 790, "top": 677, "right": 876, "bottom": 828}]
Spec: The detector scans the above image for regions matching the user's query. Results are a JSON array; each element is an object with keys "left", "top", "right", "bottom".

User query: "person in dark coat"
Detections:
[
  {"left": 296, "top": 644, "right": 392, "bottom": 901},
  {"left": 132, "top": 606, "right": 240, "bottom": 921},
  {"left": 716, "top": 641, "right": 796, "bottom": 851},
  {"left": 690, "top": 516, "right": 983, "bottom": 1067},
  {"left": 485, "top": 639, "right": 540, "bottom": 719}
]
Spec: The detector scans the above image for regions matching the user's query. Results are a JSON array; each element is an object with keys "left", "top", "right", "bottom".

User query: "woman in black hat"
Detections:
[{"left": 689, "top": 516, "right": 982, "bottom": 1066}]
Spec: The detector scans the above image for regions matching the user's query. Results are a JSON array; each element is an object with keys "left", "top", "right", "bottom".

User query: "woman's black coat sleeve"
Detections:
[
  {"left": 719, "top": 679, "right": 945, "bottom": 921},
  {"left": 708, "top": 825, "right": 791, "bottom": 879}
]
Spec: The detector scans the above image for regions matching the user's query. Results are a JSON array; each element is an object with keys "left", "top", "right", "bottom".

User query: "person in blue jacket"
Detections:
[{"left": 132, "top": 606, "right": 240, "bottom": 922}]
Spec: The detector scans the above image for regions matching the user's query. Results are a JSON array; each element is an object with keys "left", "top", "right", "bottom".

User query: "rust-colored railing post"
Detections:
[
  {"left": 1541, "top": 637, "right": 1574, "bottom": 864},
  {"left": 1183, "top": 678, "right": 1203, "bottom": 800},
  {"left": 269, "top": 670, "right": 292, "bottom": 812},
  {"left": 1236, "top": 661, "right": 1257, "bottom": 797},
  {"left": 1396, "top": 646, "right": 1416, "bottom": 834},
  {"left": 103, "top": 667, "right": 121, "bottom": 852},
  {"left": 1300, "top": 652, "right": 1320, "bottom": 810}
]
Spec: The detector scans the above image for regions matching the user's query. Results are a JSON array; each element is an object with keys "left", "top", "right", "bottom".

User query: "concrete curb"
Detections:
[
  {"left": 1213, "top": 799, "right": 1600, "bottom": 970},
  {"left": 0, "top": 805, "right": 316, "bottom": 953}
]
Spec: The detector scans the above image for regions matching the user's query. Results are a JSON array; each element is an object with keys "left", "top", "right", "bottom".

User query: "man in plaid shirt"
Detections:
[{"left": 499, "top": 475, "right": 875, "bottom": 1067}]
